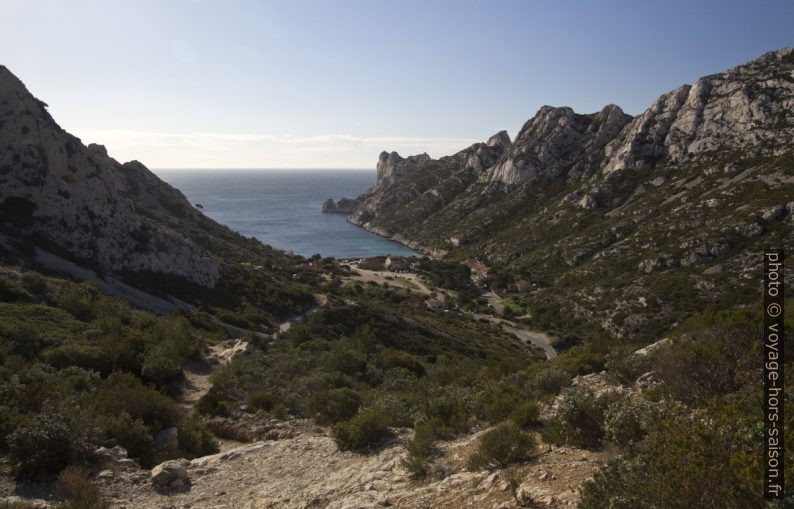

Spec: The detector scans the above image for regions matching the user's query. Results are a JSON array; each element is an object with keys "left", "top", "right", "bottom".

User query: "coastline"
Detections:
[{"left": 344, "top": 216, "right": 446, "bottom": 259}]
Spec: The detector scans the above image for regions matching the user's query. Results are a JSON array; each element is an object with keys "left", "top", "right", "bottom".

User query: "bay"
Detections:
[{"left": 156, "top": 169, "right": 420, "bottom": 259}]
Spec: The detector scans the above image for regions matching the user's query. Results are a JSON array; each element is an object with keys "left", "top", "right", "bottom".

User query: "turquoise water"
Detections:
[{"left": 156, "top": 169, "right": 419, "bottom": 259}]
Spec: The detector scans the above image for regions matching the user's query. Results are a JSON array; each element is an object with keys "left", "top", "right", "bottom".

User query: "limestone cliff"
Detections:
[
  {"left": 0, "top": 65, "right": 235, "bottom": 287},
  {"left": 324, "top": 48, "right": 794, "bottom": 338}
]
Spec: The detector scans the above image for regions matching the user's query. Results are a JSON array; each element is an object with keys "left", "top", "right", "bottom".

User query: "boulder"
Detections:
[
  {"left": 151, "top": 459, "right": 190, "bottom": 490},
  {"left": 633, "top": 337, "right": 672, "bottom": 357},
  {"left": 94, "top": 445, "right": 129, "bottom": 463},
  {"left": 762, "top": 205, "right": 786, "bottom": 221}
]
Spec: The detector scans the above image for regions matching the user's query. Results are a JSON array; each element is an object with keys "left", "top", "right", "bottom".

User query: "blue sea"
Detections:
[{"left": 156, "top": 169, "right": 419, "bottom": 259}]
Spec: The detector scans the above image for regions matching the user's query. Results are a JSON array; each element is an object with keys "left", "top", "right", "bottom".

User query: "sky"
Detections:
[{"left": 1, "top": 0, "right": 793, "bottom": 169}]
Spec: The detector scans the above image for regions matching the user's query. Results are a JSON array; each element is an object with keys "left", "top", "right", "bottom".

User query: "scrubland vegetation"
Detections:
[
  {"left": 1, "top": 261, "right": 790, "bottom": 508},
  {"left": 0, "top": 270, "right": 219, "bottom": 480}
]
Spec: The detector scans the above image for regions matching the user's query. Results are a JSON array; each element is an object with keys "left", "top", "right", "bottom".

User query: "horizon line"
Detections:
[{"left": 154, "top": 167, "right": 375, "bottom": 171}]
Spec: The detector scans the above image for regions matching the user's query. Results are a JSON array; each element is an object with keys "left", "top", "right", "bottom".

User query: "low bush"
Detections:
[
  {"left": 530, "top": 368, "right": 571, "bottom": 396},
  {"left": 55, "top": 465, "right": 109, "bottom": 509},
  {"left": 246, "top": 389, "right": 276, "bottom": 412},
  {"left": 604, "top": 345, "right": 652, "bottom": 386},
  {"left": 332, "top": 408, "right": 394, "bottom": 451},
  {"left": 602, "top": 396, "right": 667, "bottom": 448},
  {"left": 547, "top": 387, "right": 620, "bottom": 449},
  {"left": 89, "top": 372, "right": 180, "bottom": 432},
  {"left": 305, "top": 388, "right": 361, "bottom": 425},
  {"left": 140, "top": 342, "right": 182, "bottom": 385},
  {"left": 8, "top": 404, "right": 96, "bottom": 479},
  {"left": 467, "top": 421, "right": 535, "bottom": 470},
  {"left": 101, "top": 411, "right": 154, "bottom": 466},
  {"left": 401, "top": 419, "right": 440, "bottom": 478},
  {"left": 509, "top": 401, "right": 540, "bottom": 429},
  {"left": 478, "top": 388, "right": 522, "bottom": 423},
  {"left": 178, "top": 413, "right": 219, "bottom": 458}
]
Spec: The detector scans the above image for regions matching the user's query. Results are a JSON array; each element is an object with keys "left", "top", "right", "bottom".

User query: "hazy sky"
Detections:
[{"left": 2, "top": 0, "right": 793, "bottom": 169}]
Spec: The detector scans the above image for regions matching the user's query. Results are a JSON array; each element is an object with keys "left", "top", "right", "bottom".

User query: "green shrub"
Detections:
[
  {"left": 401, "top": 419, "right": 440, "bottom": 478},
  {"left": 369, "top": 393, "right": 415, "bottom": 428},
  {"left": 540, "top": 416, "right": 564, "bottom": 445},
  {"left": 21, "top": 272, "right": 48, "bottom": 296},
  {"left": 0, "top": 405, "right": 25, "bottom": 451},
  {"left": 603, "top": 396, "right": 665, "bottom": 448},
  {"left": 246, "top": 389, "right": 276, "bottom": 412},
  {"left": 531, "top": 368, "right": 571, "bottom": 396},
  {"left": 196, "top": 390, "right": 233, "bottom": 417},
  {"left": 55, "top": 465, "right": 109, "bottom": 509},
  {"left": 655, "top": 313, "right": 757, "bottom": 404},
  {"left": 550, "top": 387, "right": 620, "bottom": 449},
  {"left": 478, "top": 388, "right": 522, "bottom": 423},
  {"left": 178, "top": 413, "right": 219, "bottom": 458},
  {"left": 332, "top": 408, "right": 394, "bottom": 451},
  {"left": 580, "top": 401, "right": 776, "bottom": 509},
  {"left": 509, "top": 401, "right": 540, "bottom": 429},
  {"left": 419, "top": 388, "right": 470, "bottom": 433},
  {"left": 102, "top": 411, "right": 154, "bottom": 466},
  {"left": 8, "top": 404, "right": 96, "bottom": 479},
  {"left": 43, "top": 343, "right": 112, "bottom": 375},
  {"left": 89, "top": 372, "right": 180, "bottom": 432},
  {"left": 0, "top": 278, "right": 29, "bottom": 303},
  {"left": 605, "top": 345, "right": 652, "bottom": 386},
  {"left": 141, "top": 342, "right": 182, "bottom": 385},
  {"left": 58, "top": 286, "right": 95, "bottom": 321},
  {"left": 374, "top": 350, "right": 426, "bottom": 377},
  {"left": 305, "top": 388, "right": 361, "bottom": 425},
  {"left": 467, "top": 421, "right": 535, "bottom": 470}
]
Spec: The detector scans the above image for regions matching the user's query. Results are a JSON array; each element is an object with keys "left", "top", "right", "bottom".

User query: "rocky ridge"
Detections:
[{"left": 326, "top": 48, "right": 794, "bottom": 338}]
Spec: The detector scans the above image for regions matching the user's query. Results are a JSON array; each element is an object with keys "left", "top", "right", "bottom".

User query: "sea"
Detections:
[{"left": 156, "top": 169, "right": 420, "bottom": 259}]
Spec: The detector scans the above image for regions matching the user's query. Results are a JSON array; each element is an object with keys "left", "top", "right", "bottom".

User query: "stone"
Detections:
[
  {"left": 98, "top": 469, "right": 114, "bottom": 479},
  {"left": 762, "top": 205, "right": 786, "bottom": 221},
  {"left": 633, "top": 338, "right": 671, "bottom": 357},
  {"left": 95, "top": 445, "right": 129, "bottom": 462},
  {"left": 151, "top": 459, "right": 190, "bottom": 490},
  {"left": 635, "top": 371, "right": 659, "bottom": 388},
  {"left": 577, "top": 194, "right": 598, "bottom": 209},
  {"left": 116, "top": 458, "right": 137, "bottom": 469}
]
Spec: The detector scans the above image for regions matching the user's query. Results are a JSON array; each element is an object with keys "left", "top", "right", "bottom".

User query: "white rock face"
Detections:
[
  {"left": 374, "top": 151, "right": 431, "bottom": 192},
  {"left": 484, "top": 104, "right": 632, "bottom": 187},
  {"left": 0, "top": 66, "right": 220, "bottom": 286},
  {"left": 603, "top": 48, "right": 794, "bottom": 174}
]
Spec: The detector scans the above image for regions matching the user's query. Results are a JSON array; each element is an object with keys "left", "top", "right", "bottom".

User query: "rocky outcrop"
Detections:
[
  {"left": 484, "top": 104, "right": 632, "bottom": 187},
  {"left": 322, "top": 197, "right": 360, "bottom": 214},
  {"left": 95, "top": 420, "right": 607, "bottom": 508},
  {"left": 603, "top": 48, "right": 794, "bottom": 174},
  {"left": 374, "top": 151, "right": 432, "bottom": 192},
  {"left": 0, "top": 65, "right": 261, "bottom": 287}
]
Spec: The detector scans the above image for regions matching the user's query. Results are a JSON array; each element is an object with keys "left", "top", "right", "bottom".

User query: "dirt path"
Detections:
[{"left": 176, "top": 358, "right": 214, "bottom": 411}]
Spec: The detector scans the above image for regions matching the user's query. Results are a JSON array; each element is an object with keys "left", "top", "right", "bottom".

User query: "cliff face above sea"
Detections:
[
  {"left": 325, "top": 48, "right": 794, "bottom": 338},
  {"left": 0, "top": 66, "right": 266, "bottom": 287}
]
